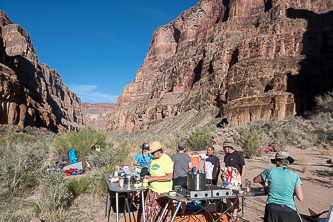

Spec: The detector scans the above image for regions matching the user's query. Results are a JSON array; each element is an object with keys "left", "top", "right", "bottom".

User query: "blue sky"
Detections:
[{"left": 2, "top": 1, "right": 198, "bottom": 103}]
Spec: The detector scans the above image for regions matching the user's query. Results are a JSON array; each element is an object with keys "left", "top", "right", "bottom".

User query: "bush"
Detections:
[
  {"left": 0, "top": 135, "right": 46, "bottom": 195},
  {"left": 314, "top": 91, "right": 333, "bottom": 114},
  {"left": 87, "top": 146, "right": 128, "bottom": 169},
  {"left": 67, "top": 177, "right": 91, "bottom": 198},
  {"left": 234, "top": 128, "right": 261, "bottom": 158},
  {"left": 0, "top": 199, "right": 37, "bottom": 221},
  {"left": 37, "top": 171, "right": 70, "bottom": 221},
  {"left": 179, "top": 128, "right": 212, "bottom": 151},
  {"left": 87, "top": 146, "right": 128, "bottom": 195},
  {"left": 54, "top": 126, "right": 107, "bottom": 159}
]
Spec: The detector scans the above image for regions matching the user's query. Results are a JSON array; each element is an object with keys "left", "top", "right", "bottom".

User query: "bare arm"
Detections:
[
  {"left": 188, "top": 162, "right": 192, "bottom": 169},
  {"left": 253, "top": 174, "right": 264, "bottom": 184},
  {"left": 214, "top": 165, "right": 221, "bottom": 182},
  {"left": 295, "top": 184, "right": 304, "bottom": 201},
  {"left": 241, "top": 165, "right": 246, "bottom": 184},
  {"left": 147, "top": 173, "right": 173, "bottom": 182},
  {"left": 133, "top": 159, "right": 138, "bottom": 166}
]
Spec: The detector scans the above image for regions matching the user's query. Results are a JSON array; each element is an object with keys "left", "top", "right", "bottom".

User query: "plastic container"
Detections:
[
  {"left": 119, "top": 177, "right": 124, "bottom": 187},
  {"left": 143, "top": 178, "right": 149, "bottom": 187},
  {"left": 244, "top": 178, "right": 251, "bottom": 192},
  {"left": 190, "top": 155, "right": 200, "bottom": 171}
]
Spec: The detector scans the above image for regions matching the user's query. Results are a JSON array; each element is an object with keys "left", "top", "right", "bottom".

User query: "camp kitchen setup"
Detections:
[
  {"left": 159, "top": 171, "right": 257, "bottom": 222},
  {"left": 105, "top": 164, "right": 149, "bottom": 222},
  {"left": 104, "top": 163, "right": 263, "bottom": 222}
]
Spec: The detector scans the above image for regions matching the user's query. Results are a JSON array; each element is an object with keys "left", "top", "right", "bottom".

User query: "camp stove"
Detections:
[
  {"left": 208, "top": 185, "right": 233, "bottom": 198},
  {"left": 175, "top": 185, "right": 233, "bottom": 200},
  {"left": 185, "top": 188, "right": 212, "bottom": 199}
]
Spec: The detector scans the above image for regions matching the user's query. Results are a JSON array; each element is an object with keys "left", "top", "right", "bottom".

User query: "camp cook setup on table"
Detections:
[{"left": 105, "top": 164, "right": 265, "bottom": 222}]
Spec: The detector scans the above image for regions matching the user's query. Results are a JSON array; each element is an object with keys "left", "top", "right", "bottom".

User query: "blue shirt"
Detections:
[
  {"left": 135, "top": 152, "right": 153, "bottom": 168},
  {"left": 261, "top": 167, "right": 302, "bottom": 211}
]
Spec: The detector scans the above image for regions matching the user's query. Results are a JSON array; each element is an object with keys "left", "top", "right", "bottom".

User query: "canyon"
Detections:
[
  {"left": 105, "top": 0, "right": 333, "bottom": 133},
  {"left": 1, "top": 0, "right": 333, "bottom": 134},
  {"left": 0, "top": 11, "right": 82, "bottom": 133},
  {"left": 82, "top": 102, "right": 115, "bottom": 129}
]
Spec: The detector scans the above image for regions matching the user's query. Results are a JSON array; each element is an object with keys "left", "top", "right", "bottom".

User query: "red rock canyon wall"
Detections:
[
  {"left": 105, "top": 0, "right": 333, "bottom": 133},
  {"left": 0, "top": 11, "right": 83, "bottom": 132}
]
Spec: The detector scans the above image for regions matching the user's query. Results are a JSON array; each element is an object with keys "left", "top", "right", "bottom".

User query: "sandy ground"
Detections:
[
  {"left": 67, "top": 145, "right": 333, "bottom": 222},
  {"left": 227, "top": 146, "right": 333, "bottom": 222}
]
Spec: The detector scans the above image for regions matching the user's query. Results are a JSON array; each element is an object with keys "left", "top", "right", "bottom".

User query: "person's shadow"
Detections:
[{"left": 286, "top": 8, "right": 333, "bottom": 115}]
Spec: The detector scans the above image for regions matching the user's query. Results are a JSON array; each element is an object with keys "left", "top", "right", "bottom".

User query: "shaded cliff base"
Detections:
[{"left": 0, "top": 124, "right": 55, "bottom": 138}]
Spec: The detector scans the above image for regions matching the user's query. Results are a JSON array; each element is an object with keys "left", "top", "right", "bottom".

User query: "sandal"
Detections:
[
  {"left": 229, "top": 215, "right": 237, "bottom": 222},
  {"left": 180, "top": 215, "right": 185, "bottom": 218}
]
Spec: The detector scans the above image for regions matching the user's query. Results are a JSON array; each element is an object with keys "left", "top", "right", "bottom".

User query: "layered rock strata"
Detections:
[
  {"left": 82, "top": 102, "right": 115, "bottom": 129},
  {"left": 105, "top": 0, "right": 333, "bottom": 132},
  {"left": 0, "top": 11, "right": 83, "bottom": 132}
]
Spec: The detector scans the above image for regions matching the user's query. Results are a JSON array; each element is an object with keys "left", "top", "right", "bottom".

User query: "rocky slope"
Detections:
[
  {"left": 82, "top": 102, "right": 115, "bottom": 129},
  {"left": 105, "top": 0, "right": 333, "bottom": 133},
  {"left": 0, "top": 11, "right": 83, "bottom": 133}
]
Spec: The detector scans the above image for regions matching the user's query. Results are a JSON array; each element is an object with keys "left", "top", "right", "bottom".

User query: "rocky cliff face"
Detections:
[
  {"left": 0, "top": 11, "right": 83, "bottom": 132},
  {"left": 105, "top": 0, "right": 333, "bottom": 132},
  {"left": 82, "top": 102, "right": 115, "bottom": 129}
]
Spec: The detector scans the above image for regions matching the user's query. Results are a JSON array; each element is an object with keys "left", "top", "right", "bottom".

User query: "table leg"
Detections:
[
  {"left": 171, "top": 201, "right": 182, "bottom": 222},
  {"left": 141, "top": 190, "right": 146, "bottom": 222},
  {"left": 106, "top": 190, "right": 112, "bottom": 221},
  {"left": 158, "top": 198, "right": 171, "bottom": 222},
  {"left": 242, "top": 196, "right": 244, "bottom": 217},
  {"left": 125, "top": 193, "right": 132, "bottom": 222},
  {"left": 116, "top": 192, "right": 119, "bottom": 222},
  {"left": 105, "top": 191, "right": 108, "bottom": 218}
]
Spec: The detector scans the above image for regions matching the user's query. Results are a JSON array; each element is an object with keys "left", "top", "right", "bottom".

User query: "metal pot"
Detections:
[
  {"left": 124, "top": 174, "right": 133, "bottom": 188},
  {"left": 187, "top": 172, "right": 206, "bottom": 191}
]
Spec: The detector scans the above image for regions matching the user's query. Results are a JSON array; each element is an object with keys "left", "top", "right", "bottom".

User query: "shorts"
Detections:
[{"left": 264, "top": 203, "right": 298, "bottom": 222}]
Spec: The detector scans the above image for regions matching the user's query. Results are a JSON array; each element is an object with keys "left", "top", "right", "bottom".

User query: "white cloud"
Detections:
[{"left": 68, "top": 84, "right": 118, "bottom": 104}]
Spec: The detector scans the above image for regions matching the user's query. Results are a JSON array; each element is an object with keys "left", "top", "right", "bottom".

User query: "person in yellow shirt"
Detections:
[{"left": 141, "top": 141, "right": 174, "bottom": 222}]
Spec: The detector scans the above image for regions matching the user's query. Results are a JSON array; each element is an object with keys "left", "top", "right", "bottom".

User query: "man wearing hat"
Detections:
[
  {"left": 253, "top": 152, "right": 304, "bottom": 222},
  {"left": 141, "top": 141, "right": 174, "bottom": 222},
  {"left": 223, "top": 139, "right": 246, "bottom": 221}
]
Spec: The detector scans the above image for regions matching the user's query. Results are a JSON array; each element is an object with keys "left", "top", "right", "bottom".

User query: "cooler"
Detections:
[{"left": 189, "top": 155, "right": 200, "bottom": 172}]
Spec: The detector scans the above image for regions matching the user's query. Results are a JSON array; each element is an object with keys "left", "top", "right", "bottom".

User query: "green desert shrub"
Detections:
[
  {"left": 54, "top": 126, "right": 107, "bottom": 159},
  {"left": 88, "top": 146, "right": 128, "bottom": 194},
  {"left": 99, "top": 165, "right": 115, "bottom": 193},
  {"left": 37, "top": 171, "right": 70, "bottom": 221},
  {"left": 87, "top": 146, "right": 128, "bottom": 169},
  {"left": 178, "top": 128, "right": 212, "bottom": 151},
  {"left": 311, "top": 112, "right": 332, "bottom": 128},
  {"left": 0, "top": 199, "right": 37, "bottom": 222},
  {"left": 314, "top": 90, "right": 333, "bottom": 114},
  {"left": 234, "top": 128, "right": 261, "bottom": 159},
  {"left": 0, "top": 135, "right": 46, "bottom": 195},
  {"left": 67, "top": 176, "right": 91, "bottom": 198}
]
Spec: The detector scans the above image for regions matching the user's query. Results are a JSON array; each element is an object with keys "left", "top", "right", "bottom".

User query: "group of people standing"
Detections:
[{"left": 133, "top": 139, "right": 304, "bottom": 222}]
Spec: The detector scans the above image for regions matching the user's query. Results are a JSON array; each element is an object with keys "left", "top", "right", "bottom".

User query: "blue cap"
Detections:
[{"left": 178, "top": 142, "right": 186, "bottom": 149}]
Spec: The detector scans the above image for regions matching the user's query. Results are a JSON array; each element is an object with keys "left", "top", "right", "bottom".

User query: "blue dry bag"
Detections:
[{"left": 68, "top": 149, "right": 77, "bottom": 164}]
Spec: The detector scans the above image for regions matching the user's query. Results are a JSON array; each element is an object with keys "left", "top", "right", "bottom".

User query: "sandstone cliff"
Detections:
[
  {"left": 0, "top": 11, "right": 83, "bottom": 133},
  {"left": 105, "top": 0, "right": 333, "bottom": 133},
  {"left": 82, "top": 102, "right": 115, "bottom": 129}
]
